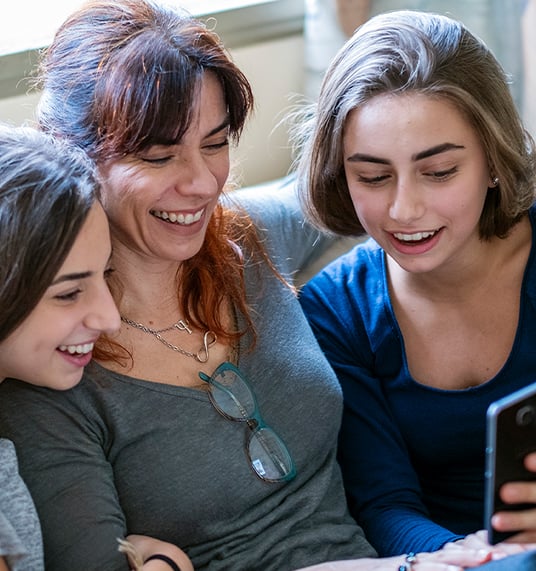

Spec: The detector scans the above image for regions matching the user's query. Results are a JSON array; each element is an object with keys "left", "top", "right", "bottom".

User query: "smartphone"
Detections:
[{"left": 484, "top": 382, "right": 536, "bottom": 544}]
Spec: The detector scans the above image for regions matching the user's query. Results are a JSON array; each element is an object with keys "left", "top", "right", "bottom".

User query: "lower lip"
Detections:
[
  {"left": 58, "top": 349, "right": 93, "bottom": 368},
  {"left": 388, "top": 228, "right": 443, "bottom": 255}
]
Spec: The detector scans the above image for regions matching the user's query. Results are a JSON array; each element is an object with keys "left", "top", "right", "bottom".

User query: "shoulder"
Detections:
[
  {"left": 299, "top": 237, "right": 387, "bottom": 334},
  {"left": 303, "top": 237, "right": 384, "bottom": 296},
  {"left": 222, "top": 175, "right": 301, "bottom": 228},
  {"left": 224, "top": 175, "right": 339, "bottom": 277},
  {"left": 0, "top": 439, "right": 18, "bottom": 479}
]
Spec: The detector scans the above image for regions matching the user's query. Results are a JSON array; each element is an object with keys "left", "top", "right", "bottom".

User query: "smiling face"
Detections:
[
  {"left": 343, "top": 93, "right": 494, "bottom": 275},
  {"left": 0, "top": 202, "right": 120, "bottom": 389},
  {"left": 98, "top": 72, "right": 230, "bottom": 266}
]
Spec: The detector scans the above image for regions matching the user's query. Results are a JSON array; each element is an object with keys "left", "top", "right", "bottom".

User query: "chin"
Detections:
[{"left": 40, "top": 370, "right": 85, "bottom": 391}]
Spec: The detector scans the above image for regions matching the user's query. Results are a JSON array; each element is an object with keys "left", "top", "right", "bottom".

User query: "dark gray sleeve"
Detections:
[
  {"left": 0, "top": 381, "right": 129, "bottom": 571},
  {"left": 223, "top": 175, "right": 338, "bottom": 279}
]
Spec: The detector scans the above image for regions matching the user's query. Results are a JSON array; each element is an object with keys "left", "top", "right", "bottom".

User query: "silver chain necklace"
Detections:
[
  {"left": 121, "top": 316, "right": 193, "bottom": 335},
  {"left": 121, "top": 315, "right": 217, "bottom": 363}
]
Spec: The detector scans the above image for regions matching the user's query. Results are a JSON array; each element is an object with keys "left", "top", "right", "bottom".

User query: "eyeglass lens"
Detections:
[{"left": 199, "top": 363, "right": 296, "bottom": 482}]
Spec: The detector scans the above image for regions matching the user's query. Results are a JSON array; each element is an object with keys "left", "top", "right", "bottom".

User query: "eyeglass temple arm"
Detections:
[
  {"left": 198, "top": 371, "right": 211, "bottom": 383},
  {"left": 198, "top": 371, "right": 244, "bottom": 410}
]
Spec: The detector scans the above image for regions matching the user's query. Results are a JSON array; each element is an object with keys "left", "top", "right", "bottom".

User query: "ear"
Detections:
[{"left": 489, "top": 175, "right": 499, "bottom": 187}]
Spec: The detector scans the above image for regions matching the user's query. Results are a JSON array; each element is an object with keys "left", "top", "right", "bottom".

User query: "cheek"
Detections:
[
  {"left": 100, "top": 165, "right": 143, "bottom": 210},
  {"left": 214, "top": 157, "right": 230, "bottom": 190},
  {"left": 348, "top": 188, "right": 383, "bottom": 226}
]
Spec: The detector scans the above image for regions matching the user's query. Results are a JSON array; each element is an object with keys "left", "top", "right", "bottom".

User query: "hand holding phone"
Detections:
[{"left": 484, "top": 382, "right": 536, "bottom": 544}]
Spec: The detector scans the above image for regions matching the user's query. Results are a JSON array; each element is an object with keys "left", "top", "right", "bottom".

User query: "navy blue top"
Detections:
[{"left": 300, "top": 205, "right": 536, "bottom": 556}]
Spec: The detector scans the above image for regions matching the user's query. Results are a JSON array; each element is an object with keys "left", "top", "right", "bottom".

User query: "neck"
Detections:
[{"left": 109, "top": 241, "right": 183, "bottom": 320}]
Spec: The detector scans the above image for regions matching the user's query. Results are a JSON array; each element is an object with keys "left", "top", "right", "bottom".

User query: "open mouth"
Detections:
[
  {"left": 151, "top": 208, "right": 204, "bottom": 225},
  {"left": 58, "top": 342, "right": 94, "bottom": 355},
  {"left": 393, "top": 229, "right": 439, "bottom": 244}
]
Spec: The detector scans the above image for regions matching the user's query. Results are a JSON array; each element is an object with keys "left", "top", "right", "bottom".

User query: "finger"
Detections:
[
  {"left": 503, "top": 532, "right": 536, "bottom": 546},
  {"left": 416, "top": 548, "right": 492, "bottom": 568},
  {"left": 492, "top": 507, "right": 536, "bottom": 532},
  {"left": 500, "top": 481, "right": 536, "bottom": 504},
  {"left": 412, "top": 564, "right": 462, "bottom": 570},
  {"left": 524, "top": 452, "right": 536, "bottom": 471},
  {"left": 444, "top": 531, "right": 490, "bottom": 551}
]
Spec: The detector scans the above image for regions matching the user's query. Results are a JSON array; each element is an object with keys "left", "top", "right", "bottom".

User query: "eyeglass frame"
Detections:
[{"left": 198, "top": 361, "right": 297, "bottom": 483}]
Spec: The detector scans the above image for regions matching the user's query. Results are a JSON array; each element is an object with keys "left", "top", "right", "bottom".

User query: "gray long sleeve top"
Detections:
[
  {"left": 0, "top": 179, "right": 376, "bottom": 571},
  {"left": 0, "top": 439, "right": 43, "bottom": 571}
]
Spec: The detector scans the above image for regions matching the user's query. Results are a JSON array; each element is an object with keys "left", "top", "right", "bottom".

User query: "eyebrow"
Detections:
[
  {"left": 51, "top": 253, "right": 113, "bottom": 286},
  {"left": 207, "top": 116, "right": 231, "bottom": 138},
  {"left": 152, "top": 116, "right": 231, "bottom": 147},
  {"left": 346, "top": 142, "right": 466, "bottom": 164},
  {"left": 51, "top": 271, "right": 93, "bottom": 285}
]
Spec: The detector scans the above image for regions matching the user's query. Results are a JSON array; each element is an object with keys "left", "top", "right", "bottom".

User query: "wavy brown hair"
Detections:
[{"left": 34, "top": 0, "right": 276, "bottom": 362}]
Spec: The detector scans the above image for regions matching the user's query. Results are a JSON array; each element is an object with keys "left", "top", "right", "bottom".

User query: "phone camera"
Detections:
[{"left": 516, "top": 405, "right": 535, "bottom": 427}]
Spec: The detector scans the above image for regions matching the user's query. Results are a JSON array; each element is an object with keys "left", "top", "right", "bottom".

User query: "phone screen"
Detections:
[{"left": 484, "top": 382, "right": 536, "bottom": 544}]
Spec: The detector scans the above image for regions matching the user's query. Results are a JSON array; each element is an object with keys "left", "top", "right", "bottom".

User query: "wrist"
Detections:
[{"left": 145, "top": 554, "right": 181, "bottom": 571}]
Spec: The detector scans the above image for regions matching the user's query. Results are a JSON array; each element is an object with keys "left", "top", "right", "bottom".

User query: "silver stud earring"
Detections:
[{"left": 492, "top": 176, "right": 499, "bottom": 187}]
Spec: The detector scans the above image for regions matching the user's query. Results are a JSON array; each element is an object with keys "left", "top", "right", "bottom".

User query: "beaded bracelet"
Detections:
[{"left": 145, "top": 554, "right": 182, "bottom": 571}]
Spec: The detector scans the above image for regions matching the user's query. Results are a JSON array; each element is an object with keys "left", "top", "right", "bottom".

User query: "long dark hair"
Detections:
[{"left": 0, "top": 125, "right": 97, "bottom": 341}]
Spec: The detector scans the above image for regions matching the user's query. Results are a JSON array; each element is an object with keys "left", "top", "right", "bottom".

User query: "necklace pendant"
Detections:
[
  {"left": 196, "top": 331, "right": 218, "bottom": 363},
  {"left": 174, "top": 319, "right": 193, "bottom": 334}
]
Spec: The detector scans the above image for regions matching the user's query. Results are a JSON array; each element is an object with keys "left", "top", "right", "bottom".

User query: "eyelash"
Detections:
[
  {"left": 427, "top": 166, "right": 458, "bottom": 180},
  {"left": 205, "top": 140, "right": 229, "bottom": 151},
  {"left": 357, "top": 166, "right": 458, "bottom": 185},
  {"left": 357, "top": 174, "right": 389, "bottom": 185},
  {"left": 141, "top": 139, "right": 230, "bottom": 164},
  {"left": 142, "top": 156, "right": 171, "bottom": 165},
  {"left": 54, "top": 289, "right": 82, "bottom": 302}
]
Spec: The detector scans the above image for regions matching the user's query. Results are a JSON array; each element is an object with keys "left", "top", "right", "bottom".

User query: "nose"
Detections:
[
  {"left": 388, "top": 178, "right": 425, "bottom": 224},
  {"left": 84, "top": 283, "right": 121, "bottom": 334},
  {"left": 172, "top": 150, "right": 228, "bottom": 197}
]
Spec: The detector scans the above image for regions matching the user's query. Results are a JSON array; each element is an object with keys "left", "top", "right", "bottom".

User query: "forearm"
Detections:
[
  {"left": 360, "top": 506, "right": 463, "bottom": 556},
  {"left": 120, "top": 536, "right": 193, "bottom": 571}
]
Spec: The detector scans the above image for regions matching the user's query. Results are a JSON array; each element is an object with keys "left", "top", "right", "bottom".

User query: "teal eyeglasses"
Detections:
[{"left": 199, "top": 362, "right": 296, "bottom": 483}]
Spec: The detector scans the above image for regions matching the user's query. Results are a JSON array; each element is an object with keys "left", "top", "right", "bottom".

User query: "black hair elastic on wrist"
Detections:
[{"left": 145, "top": 554, "right": 182, "bottom": 571}]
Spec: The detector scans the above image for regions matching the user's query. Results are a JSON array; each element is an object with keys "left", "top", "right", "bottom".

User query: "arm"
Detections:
[
  {"left": 0, "top": 557, "right": 8, "bottom": 571},
  {"left": 0, "top": 380, "right": 130, "bottom": 571},
  {"left": 225, "top": 174, "right": 346, "bottom": 279},
  {"left": 0, "top": 382, "right": 193, "bottom": 571},
  {"left": 295, "top": 549, "right": 536, "bottom": 571},
  {"left": 299, "top": 263, "right": 463, "bottom": 555},
  {"left": 120, "top": 536, "right": 193, "bottom": 571}
]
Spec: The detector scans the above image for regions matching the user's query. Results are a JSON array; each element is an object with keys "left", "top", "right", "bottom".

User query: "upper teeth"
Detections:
[
  {"left": 394, "top": 230, "right": 436, "bottom": 242},
  {"left": 58, "top": 343, "right": 94, "bottom": 355},
  {"left": 152, "top": 208, "right": 204, "bottom": 225}
]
